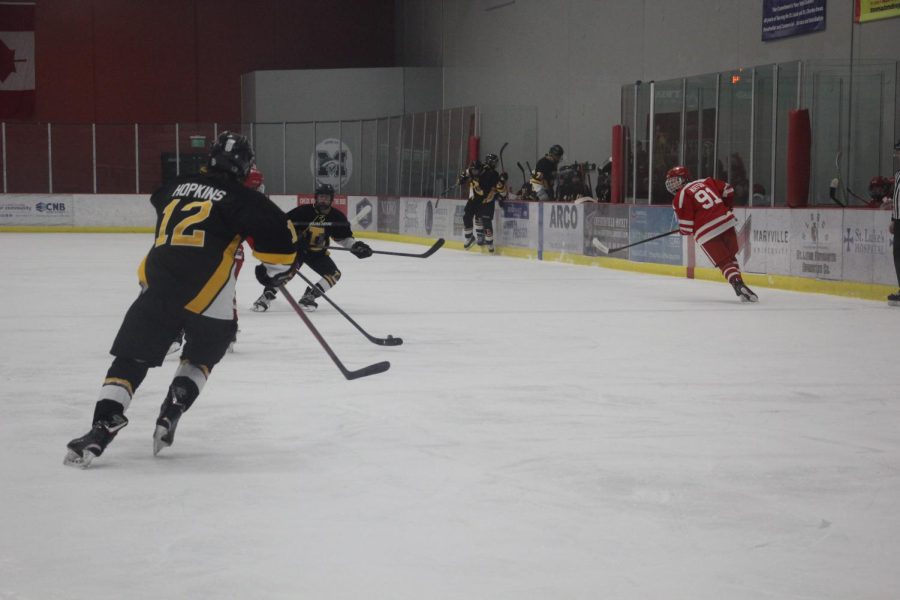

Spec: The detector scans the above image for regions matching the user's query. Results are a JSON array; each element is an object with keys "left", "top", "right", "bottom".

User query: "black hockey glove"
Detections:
[
  {"left": 350, "top": 240, "right": 373, "bottom": 259},
  {"left": 255, "top": 263, "right": 294, "bottom": 287}
]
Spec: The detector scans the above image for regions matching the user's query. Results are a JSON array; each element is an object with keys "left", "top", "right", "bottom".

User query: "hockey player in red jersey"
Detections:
[{"left": 666, "top": 165, "right": 758, "bottom": 302}]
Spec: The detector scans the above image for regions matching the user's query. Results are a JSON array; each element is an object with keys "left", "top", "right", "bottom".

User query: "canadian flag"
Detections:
[{"left": 0, "top": 2, "right": 35, "bottom": 119}]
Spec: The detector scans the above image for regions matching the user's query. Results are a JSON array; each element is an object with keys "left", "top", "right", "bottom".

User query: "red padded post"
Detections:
[
  {"left": 468, "top": 136, "right": 480, "bottom": 166},
  {"left": 611, "top": 125, "right": 624, "bottom": 203},
  {"left": 786, "top": 109, "right": 811, "bottom": 208}
]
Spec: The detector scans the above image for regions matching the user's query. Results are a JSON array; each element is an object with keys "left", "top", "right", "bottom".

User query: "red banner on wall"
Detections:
[{"left": 0, "top": 2, "right": 35, "bottom": 119}]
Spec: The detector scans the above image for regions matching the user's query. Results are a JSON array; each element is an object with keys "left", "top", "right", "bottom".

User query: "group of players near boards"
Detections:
[{"left": 63, "top": 133, "right": 900, "bottom": 468}]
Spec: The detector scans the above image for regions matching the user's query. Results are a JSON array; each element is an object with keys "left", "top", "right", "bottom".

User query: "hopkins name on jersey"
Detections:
[{"left": 672, "top": 177, "right": 736, "bottom": 245}]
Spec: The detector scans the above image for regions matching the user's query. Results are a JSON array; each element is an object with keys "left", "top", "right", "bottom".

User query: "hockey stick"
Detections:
[
  {"left": 435, "top": 183, "right": 457, "bottom": 209},
  {"left": 498, "top": 142, "right": 508, "bottom": 172},
  {"left": 847, "top": 187, "right": 876, "bottom": 206},
  {"left": 592, "top": 229, "right": 679, "bottom": 254},
  {"left": 278, "top": 284, "right": 390, "bottom": 380},
  {"left": 293, "top": 271, "right": 402, "bottom": 346},
  {"left": 517, "top": 161, "right": 528, "bottom": 187},
  {"left": 330, "top": 237, "right": 445, "bottom": 258},
  {"left": 828, "top": 179, "right": 846, "bottom": 207}
]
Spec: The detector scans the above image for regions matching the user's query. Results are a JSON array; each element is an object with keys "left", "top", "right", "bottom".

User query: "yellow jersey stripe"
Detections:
[
  {"left": 253, "top": 249, "right": 297, "bottom": 265},
  {"left": 186, "top": 236, "right": 242, "bottom": 314},
  {"left": 137, "top": 255, "right": 148, "bottom": 287},
  {"left": 103, "top": 377, "right": 134, "bottom": 396}
]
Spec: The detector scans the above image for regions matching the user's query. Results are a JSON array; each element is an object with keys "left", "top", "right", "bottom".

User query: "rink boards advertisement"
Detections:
[
  {"left": 627, "top": 205, "right": 682, "bottom": 265},
  {"left": 789, "top": 209, "right": 844, "bottom": 280},
  {"left": 497, "top": 200, "right": 536, "bottom": 248},
  {"left": 583, "top": 203, "right": 630, "bottom": 258},
  {"left": 840, "top": 209, "right": 894, "bottom": 285},
  {"left": 2, "top": 193, "right": 896, "bottom": 288},
  {"left": 734, "top": 208, "right": 792, "bottom": 276},
  {"left": 541, "top": 202, "right": 583, "bottom": 253},
  {"left": 0, "top": 194, "right": 73, "bottom": 226}
]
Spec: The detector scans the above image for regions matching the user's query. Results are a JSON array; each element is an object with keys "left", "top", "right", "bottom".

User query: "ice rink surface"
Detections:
[{"left": 1, "top": 233, "right": 899, "bottom": 600}]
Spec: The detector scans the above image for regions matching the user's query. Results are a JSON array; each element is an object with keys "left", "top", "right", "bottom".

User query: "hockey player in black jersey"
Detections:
[
  {"left": 529, "top": 144, "right": 564, "bottom": 201},
  {"left": 459, "top": 154, "right": 508, "bottom": 253},
  {"left": 64, "top": 132, "right": 298, "bottom": 468},
  {"left": 251, "top": 183, "right": 372, "bottom": 312}
]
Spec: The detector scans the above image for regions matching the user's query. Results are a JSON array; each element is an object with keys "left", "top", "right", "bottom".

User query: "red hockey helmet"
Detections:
[
  {"left": 665, "top": 165, "right": 691, "bottom": 195},
  {"left": 243, "top": 165, "right": 265, "bottom": 192},
  {"left": 868, "top": 175, "right": 890, "bottom": 199}
]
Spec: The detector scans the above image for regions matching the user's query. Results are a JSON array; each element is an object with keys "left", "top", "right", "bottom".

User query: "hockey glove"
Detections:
[
  {"left": 350, "top": 240, "right": 373, "bottom": 259},
  {"left": 255, "top": 263, "right": 294, "bottom": 287},
  {"left": 499, "top": 172, "right": 508, "bottom": 182}
]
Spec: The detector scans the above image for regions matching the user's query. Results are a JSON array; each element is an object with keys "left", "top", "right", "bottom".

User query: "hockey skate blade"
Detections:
[
  {"left": 63, "top": 448, "right": 96, "bottom": 469},
  {"left": 591, "top": 237, "right": 610, "bottom": 254},
  {"left": 153, "top": 425, "right": 171, "bottom": 456}
]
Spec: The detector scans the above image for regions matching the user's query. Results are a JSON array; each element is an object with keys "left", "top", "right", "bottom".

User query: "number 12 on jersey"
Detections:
[{"left": 155, "top": 199, "right": 212, "bottom": 248}]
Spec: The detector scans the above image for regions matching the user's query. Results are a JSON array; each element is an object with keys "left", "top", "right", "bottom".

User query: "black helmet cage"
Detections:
[
  {"left": 314, "top": 183, "right": 335, "bottom": 210},
  {"left": 207, "top": 132, "right": 255, "bottom": 178}
]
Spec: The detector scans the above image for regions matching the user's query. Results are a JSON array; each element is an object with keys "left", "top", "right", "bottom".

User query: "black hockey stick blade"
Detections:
[
  {"left": 593, "top": 229, "right": 679, "bottom": 254},
  {"left": 498, "top": 142, "right": 508, "bottom": 171},
  {"left": 331, "top": 237, "right": 445, "bottom": 259},
  {"left": 278, "top": 285, "right": 390, "bottom": 380},
  {"left": 293, "top": 271, "right": 403, "bottom": 346}
]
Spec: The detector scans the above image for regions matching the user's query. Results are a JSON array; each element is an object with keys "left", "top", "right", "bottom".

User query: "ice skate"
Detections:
[
  {"left": 888, "top": 291, "right": 900, "bottom": 307},
  {"left": 63, "top": 413, "right": 129, "bottom": 468},
  {"left": 463, "top": 235, "right": 477, "bottom": 250},
  {"left": 153, "top": 396, "right": 186, "bottom": 456},
  {"left": 487, "top": 242, "right": 495, "bottom": 254},
  {"left": 227, "top": 328, "right": 238, "bottom": 353},
  {"left": 252, "top": 289, "right": 276, "bottom": 312},
  {"left": 298, "top": 288, "right": 319, "bottom": 311},
  {"left": 731, "top": 278, "right": 759, "bottom": 303}
]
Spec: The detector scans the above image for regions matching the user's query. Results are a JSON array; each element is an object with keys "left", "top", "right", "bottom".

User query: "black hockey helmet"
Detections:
[
  {"left": 314, "top": 183, "right": 335, "bottom": 212},
  {"left": 484, "top": 153, "right": 499, "bottom": 169},
  {"left": 207, "top": 131, "right": 254, "bottom": 179},
  {"left": 548, "top": 144, "right": 565, "bottom": 159}
]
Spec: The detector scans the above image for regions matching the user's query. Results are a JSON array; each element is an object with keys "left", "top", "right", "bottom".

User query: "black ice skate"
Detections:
[
  {"left": 487, "top": 242, "right": 495, "bottom": 254},
  {"left": 298, "top": 288, "right": 319, "bottom": 311},
  {"left": 252, "top": 289, "right": 277, "bottom": 312},
  {"left": 153, "top": 396, "right": 186, "bottom": 456},
  {"left": 731, "top": 278, "right": 759, "bottom": 303},
  {"left": 63, "top": 413, "right": 129, "bottom": 468},
  {"left": 888, "top": 291, "right": 900, "bottom": 307},
  {"left": 463, "top": 235, "right": 477, "bottom": 250}
]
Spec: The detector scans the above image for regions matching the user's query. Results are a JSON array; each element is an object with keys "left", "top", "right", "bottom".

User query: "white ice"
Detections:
[{"left": 1, "top": 233, "right": 899, "bottom": 600}]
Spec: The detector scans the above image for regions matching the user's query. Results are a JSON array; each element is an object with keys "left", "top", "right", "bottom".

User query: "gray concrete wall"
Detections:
[
  {"left": 396, "top": 0, "right": 900, "bottom": 170},
  {"left": 241, "top": 67, "right": 443, "bottom": 123}
]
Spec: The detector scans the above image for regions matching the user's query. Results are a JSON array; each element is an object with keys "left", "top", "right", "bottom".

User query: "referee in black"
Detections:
[{"left": 890, "top": 140, "right": 900, "bottom": 306}]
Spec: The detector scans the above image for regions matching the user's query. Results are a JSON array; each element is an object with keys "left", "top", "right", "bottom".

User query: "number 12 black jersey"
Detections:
[{"left": 139, "top": 173, "right": 297, "bottom": 319}]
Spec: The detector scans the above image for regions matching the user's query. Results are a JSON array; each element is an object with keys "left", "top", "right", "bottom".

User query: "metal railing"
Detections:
[{"left": 0, "top": 106, "right": 478, "bottom": 198}]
